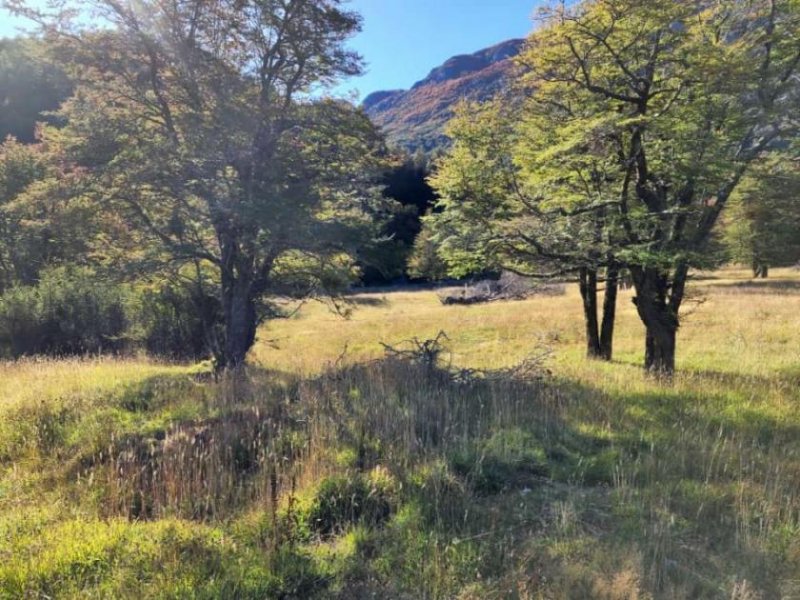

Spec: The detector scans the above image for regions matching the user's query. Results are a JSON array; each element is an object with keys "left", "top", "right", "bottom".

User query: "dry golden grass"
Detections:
[
  {"left": 0, "top": 356, "right": 192, "bottom": 412},
  {"left": 254, "top": 267, "right": 800, "bottom": 379},
  {"left": 1, "top": 266, "right": 799, "bottom": 598}
]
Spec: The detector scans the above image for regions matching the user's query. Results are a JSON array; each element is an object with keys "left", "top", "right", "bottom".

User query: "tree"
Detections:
[
  {"left": 440, "top": 0, "right": 800, "bottom": 374},
  {"left": 8, "top": 0, "right": 388, "bottom": 370},
  {"left": 0, "top": 37, "right": 72, "bottom": 142},
  {"left": 425, "top": 99, "right": 623, "bottom": 361},
  {"left": 407, "top": 224, "right": 449, "bottom": 281},
  {"left": 724, "top": 155, "right": 800, "bottom": 277},
  {"left": 515, "top": 0, "right": 800, "bottom": 373},
  {"left": 0, "top": 135, "right": 95, "bottom": 292},
  {"left": 0, "top": 138, "right": 47, "bottom": 291},
  {"left": 360, "top": 151, "right": 437, "bottom": 284}
]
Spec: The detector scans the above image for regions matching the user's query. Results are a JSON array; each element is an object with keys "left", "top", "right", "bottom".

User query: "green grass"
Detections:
[{"left": 1, "top": 268, "right": 799, "bottom": 598}]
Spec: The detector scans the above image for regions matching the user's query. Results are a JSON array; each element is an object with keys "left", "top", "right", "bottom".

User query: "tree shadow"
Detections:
[
  {"left": 53, "top": 357, "right": 799, "bottom": 597},
  {"left": 703, "top": 279, "right": 800, "bottom": 294},
  {"left": 346, "top": 295, "right": 390, "bottom": 307}
]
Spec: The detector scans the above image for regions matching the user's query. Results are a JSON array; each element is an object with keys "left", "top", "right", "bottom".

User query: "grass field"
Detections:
[{"left": 1, "top": 268, "right": 799, "bottom": 598}]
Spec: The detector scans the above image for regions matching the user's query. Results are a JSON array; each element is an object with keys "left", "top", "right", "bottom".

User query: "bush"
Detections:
[
  {"left": 0, "top": 266, "right": 128, "bottom": 358},
  {"left": 0, "top": 267, "right": 222, "bottom": 361},
  {"left": 129, "top": 282, "right": 221, "bottom": 361},
  {"left": 297, "top": 468, "right": 399, "bottom": 537}
]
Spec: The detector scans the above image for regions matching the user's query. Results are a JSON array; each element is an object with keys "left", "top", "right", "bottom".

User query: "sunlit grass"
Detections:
[
  {"left": 1, "top": 267, "right": 799, "bottom": 598},
  {"left": 255, "top": 267, "right": 800, "bottom": 378},
  {"left": 0, "top": 356, "right": 194, "bottom": 412}
]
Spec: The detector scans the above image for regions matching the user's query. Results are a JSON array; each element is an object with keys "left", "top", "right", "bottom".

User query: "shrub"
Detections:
[
  {"left": 129, "top": 281, "right": 221, "bottom": 361},
  {"left": 0, "top": 266, "right": 128, "bottom": 358},
  {"left": 0, "top": 267, "right": 222, "bottom": 360},
  {"left": 298, "top": 468, "right": 399, "bottom": 537}
]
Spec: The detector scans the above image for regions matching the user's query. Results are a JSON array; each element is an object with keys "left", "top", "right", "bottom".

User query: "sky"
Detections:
[
  {"left": 339, "top": 0, "right": 540, "bottom": 99},
  {"left": 0, "top": 0, "right": 542, "bottom": 99}
]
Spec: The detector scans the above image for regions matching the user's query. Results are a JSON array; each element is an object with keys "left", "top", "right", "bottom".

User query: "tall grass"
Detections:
[{"left": 1, "top": 268, "right": 799, "bottom": 598}]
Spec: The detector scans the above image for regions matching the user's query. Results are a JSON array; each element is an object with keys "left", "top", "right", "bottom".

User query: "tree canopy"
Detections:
[
  {"left": 6, "top": 0, "right": 389, "bottom": 369},
  {"left": 426, "top": 0, "right": 800, "bottom": 373},
  {"left": 724, "top": 154, "right": 800, "bottom": 276},
  {"left": 0, "top": 37, "right": 72, "bottom": 143}
]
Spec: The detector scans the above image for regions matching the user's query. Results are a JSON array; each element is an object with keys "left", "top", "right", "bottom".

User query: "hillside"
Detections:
[{"left": 363, "top": 39, "right": 524, "bottom": 152}]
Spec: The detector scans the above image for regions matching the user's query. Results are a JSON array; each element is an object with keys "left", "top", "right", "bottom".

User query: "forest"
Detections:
[{"left": 1, "top": 0, "right": 799, "bottom": 598}]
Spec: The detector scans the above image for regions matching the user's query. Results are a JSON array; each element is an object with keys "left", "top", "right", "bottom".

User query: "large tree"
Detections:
[
  {"left": 431, "top": 0, "right": 800, "bottom": 374},
  {"left": 425, "top": 98, "right": 623, "bottom": 361},
  {"left": 522, "top": 0, "right": 800, "bottom": 373},
  {"left": 7, "top": 0, "right": 388, "bottom": 369}
]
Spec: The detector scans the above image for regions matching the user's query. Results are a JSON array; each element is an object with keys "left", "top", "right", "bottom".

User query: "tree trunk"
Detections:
[
  {"left": 219, "top": 281, "right": 257, "bottom": 371},
  {"left": 579, "top": 267, "right": 602, "bottom": 358},
  {"left": 643, "top": 318, "right": 676, "bottom": 374},
  {"left": 752, "top": 262, "right": 770, "bottom": 278},
  {"left": 632, "top": 267, "right": 679, "bottom": 375},
  {"left": 599, "top": 264, "right": 619, "bottom": 361}
]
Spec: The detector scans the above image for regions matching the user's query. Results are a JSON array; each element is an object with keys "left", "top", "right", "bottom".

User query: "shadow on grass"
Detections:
[
  {"left": 700, "top": 279, "right": 800, "bottom": 294},
  {"left": 346, "top": 295, "right": 390, "bottom": 307},
  {"left": 36, "top": 357, "right": 798, "bottom": 598}
]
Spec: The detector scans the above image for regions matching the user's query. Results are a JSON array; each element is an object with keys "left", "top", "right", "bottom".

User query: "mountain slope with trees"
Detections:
[{"left": 363, "top": 39, "right": 524, "bottom": 152}]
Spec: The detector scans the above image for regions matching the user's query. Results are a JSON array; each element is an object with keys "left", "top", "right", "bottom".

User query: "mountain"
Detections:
[{"left": 363, "top": 39, "right": 524, "bottom": 153}]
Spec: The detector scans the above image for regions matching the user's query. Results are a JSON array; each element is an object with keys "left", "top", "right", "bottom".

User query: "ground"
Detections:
[{"left": 1, "top": 268, "right": 799, "bottom": 599}]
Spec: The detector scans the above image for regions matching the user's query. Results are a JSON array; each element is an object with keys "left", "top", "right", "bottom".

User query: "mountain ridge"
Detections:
[{"left": 363, "top": 38, "right": 525, "bottom": 152}]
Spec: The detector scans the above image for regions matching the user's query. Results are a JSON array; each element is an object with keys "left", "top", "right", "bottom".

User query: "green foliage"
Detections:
[
  {"left": 0, "top": 266, "right": 128, "bottom": 358},
  {"left": 295, "top": 468, "right": 399, "bottom": 537},
  {"left": 129, "top": 277, "right": 221, "bottom": 361},
  {"left": 407, "top": 223, "right": 449, "bottom": 281},
  {"left": 18, "top": 0, "right": 389, "bottom": 367},
  {"left": 424, "top": 100, "right": 515, "bottom": 279},
  {"left": 0, "top": 517, "right": 283, "bottom": 599},
  {"left": 724, "top": 156, "right": 800, "bottom": 272},
  {"left": 0, "top": 137, "right": 49, "bottom": 290},
  {"left": 427, "top": 0, "right": 800, "bottom": 372},
  {"left": 360, "top": 154, "right": 438, "bottom": 284},
  {"left": 450, "top": 428, "right": 549, "bottom": 495},
  {"left": 0, "top": 135, "right": 99, "bottom": 293},
  {"left": 0, "top": 267, "right": 221, "bottom": 360},
  {"left": 0, "top": 38, "right": 72, "bottom": 143}
]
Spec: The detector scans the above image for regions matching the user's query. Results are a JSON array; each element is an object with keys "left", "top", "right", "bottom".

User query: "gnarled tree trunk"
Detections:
[
  {"left": 643, "top": 317, "right": 677, "bottom": 374},
  {"left": 632, "top": 266, "right": 681, "bottom": 375},
  {"left": 221, "top": 285, "right": 257, "bottom": 370}
]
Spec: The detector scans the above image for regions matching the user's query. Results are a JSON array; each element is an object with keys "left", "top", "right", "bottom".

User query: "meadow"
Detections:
[{"left": 1, "top": 268, "right": 799, "bottom": 599}]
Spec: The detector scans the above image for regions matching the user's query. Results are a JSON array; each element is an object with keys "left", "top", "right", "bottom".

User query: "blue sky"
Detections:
[
  {"left": 340, "top": 0, "right": 539, "bottom": 98},
  {"left": 0, "top": 0, "right": 541, "bottom": 98}
]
